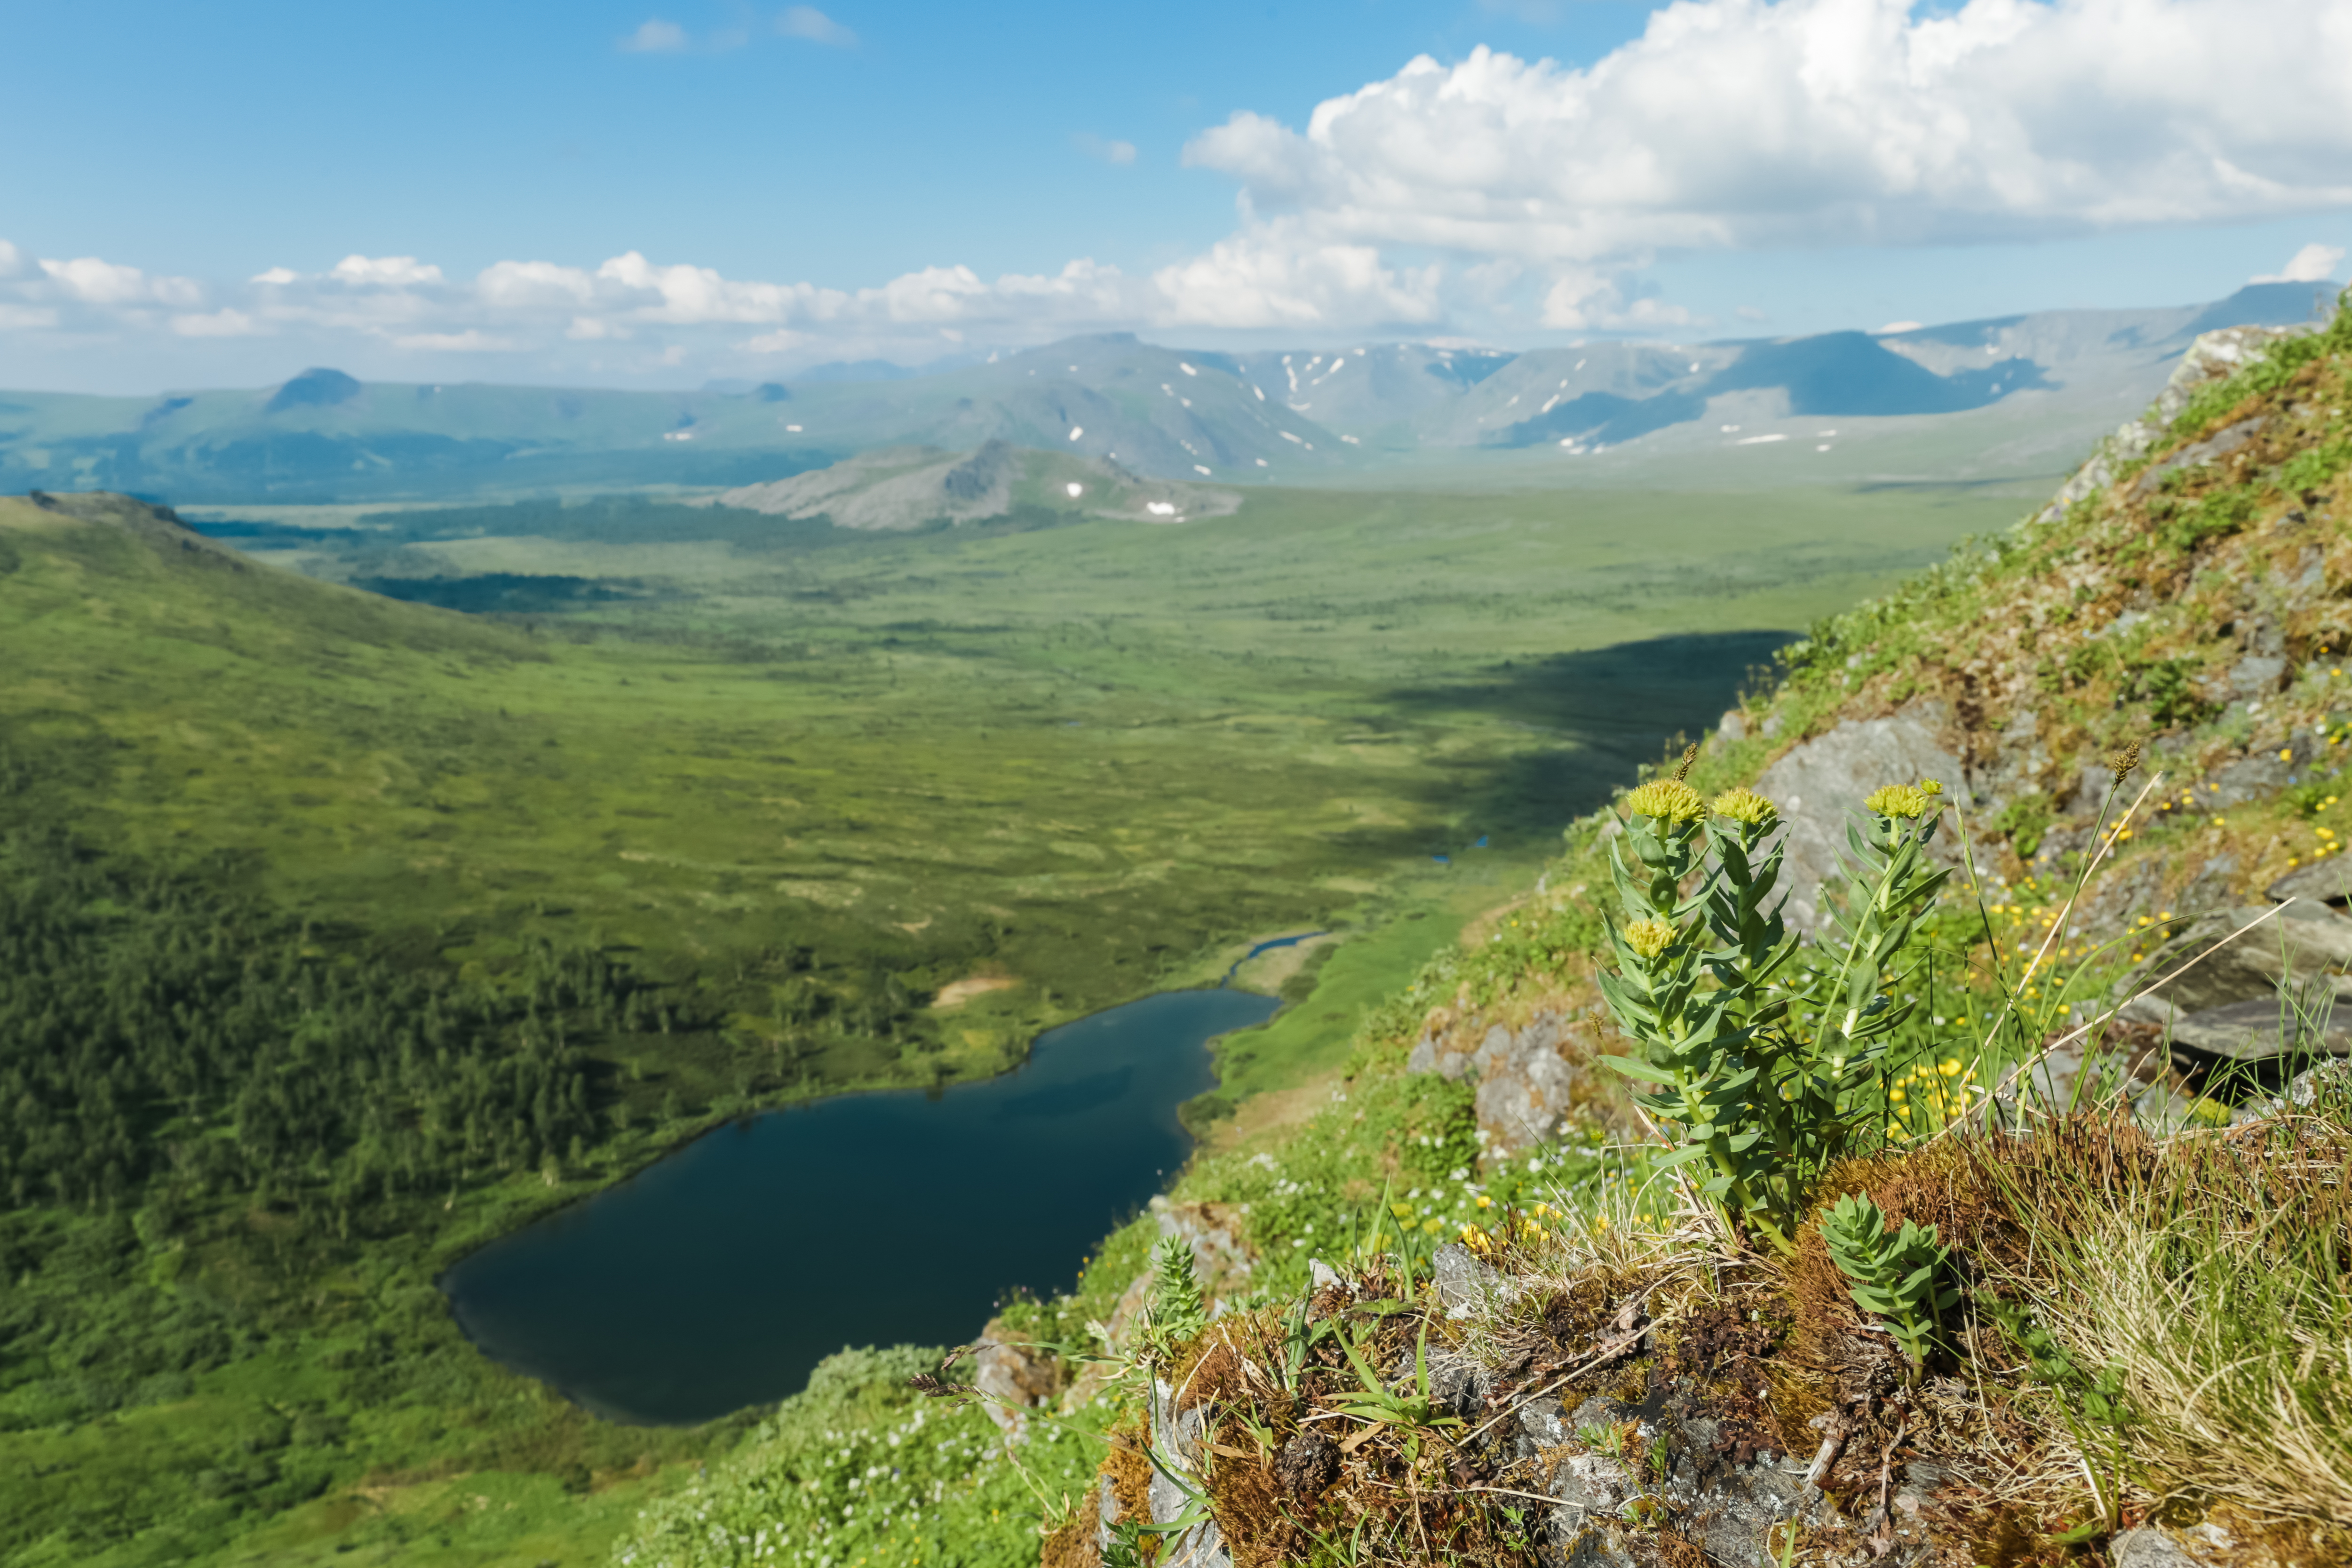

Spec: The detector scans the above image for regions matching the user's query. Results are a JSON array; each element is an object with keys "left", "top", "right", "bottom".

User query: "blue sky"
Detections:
[{"left": 3, "top": 0, "right": 2349, "bottom": 392}]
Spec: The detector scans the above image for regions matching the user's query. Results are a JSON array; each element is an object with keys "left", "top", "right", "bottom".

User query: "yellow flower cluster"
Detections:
[
  {"left": 1625, "top": 778, "right": 1706, "bottom": 822},
  {"left": 1710, "top": 786, "right": 1778, "bottom": 826},
  {"left": 1459, "top": 1199, "right": 1568, "bottom": 1251},
  {"left": 1622, "top": 918, "right": 1680, "bottom": 960},
  {"left": 1864, "top": 781, "right": 1933, "bottom": 820},
  {"left": 1886, "top": 1058, "right": 1975, "bottom": 1138}
]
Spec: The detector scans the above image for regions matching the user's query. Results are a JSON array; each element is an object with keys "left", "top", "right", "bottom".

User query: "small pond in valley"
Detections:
[{"left": 438, "top": 987, "right": 1279, "bottom": 1425}]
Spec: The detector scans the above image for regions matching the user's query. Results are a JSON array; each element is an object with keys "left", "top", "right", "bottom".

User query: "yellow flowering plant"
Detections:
[{"left": 1597, "top": 763, "right": 1954, "bottom": 1251}]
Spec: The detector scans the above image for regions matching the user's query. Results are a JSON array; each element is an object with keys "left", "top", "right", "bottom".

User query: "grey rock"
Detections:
[
  {"left": 2134, "top": 903, "right": 2352, "bottom": 1015},
  {"left": 2169, "top": 994, "right": 2352, "bottom": 1061},
  {"left": 2110, "top": 1524, "right": 2201, "bottom": 1568},
  {"left": 1432, "top": 1242, "right": 1515, "bottom": 1316},
  {"left": 1719, "top": 709, "right": 1749, "bottom": 743},
  {"left": 1150, "top": 1196, "right": 1253, "bottom": 1301},
  {"left": 2232, "top": 1059, "right": 2352, "bottom": 1123},
  {"left": 2268, "top": 860, "right": 2352, "bottom": 905},
  {"left": 2035, "top": 324, "right": 2319, "bottom": 525},
  {"left": 2205, "top": 746, "right": 2304, "bottom": 807},
  {"left": 2130, "top": 414, "right": 2271, "bottom": 498},
  {"left": 1546, "top": 1516, "right": 1642, "bottom": 1568},
  {"left": 2180, "top": 853, "right": 2240, "bottom": 910},
  {"left": 1425, "top": 1349, "right": 1492, "bottom": 1420},
  {"left": 1515, "top": 1395, "right": 1569, "bottom": 1459},
  {"left": 1543, "top": 1449, "right": 1638, "bottom": 1513},
  {"left": 1148, "top": 1380, "right": 1234, "bottom": 1568},
  {"left": 1474, "top": 1017, "right": 1583, "bottom": 1152},
  {"left": 2227, "top": 653, "right": 2289, "bottom": 699},
  {"left": 1753, "top": 704, "right": 1964, "bottom": 933},
  {"left": 1404, "top": 1035, "right": 1438, "bottom": 1075},
  {"left": 970, "top": 1326, "right": 1065, "bottom": 1445}
]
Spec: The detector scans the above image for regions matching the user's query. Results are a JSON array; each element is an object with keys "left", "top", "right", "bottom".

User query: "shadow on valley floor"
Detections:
[{"left": 1380, "top": 629, "right": 1795, "bottom": 849}]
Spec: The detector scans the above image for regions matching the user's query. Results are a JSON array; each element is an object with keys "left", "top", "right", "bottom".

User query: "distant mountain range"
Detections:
[{"left": 0, "top": 282, "right": 2337, "bottom": 503}]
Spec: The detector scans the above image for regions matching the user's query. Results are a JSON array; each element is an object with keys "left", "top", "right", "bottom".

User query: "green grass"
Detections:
[{"left": 1191, "top": 866, "right": 1515, "bottom": 1125}]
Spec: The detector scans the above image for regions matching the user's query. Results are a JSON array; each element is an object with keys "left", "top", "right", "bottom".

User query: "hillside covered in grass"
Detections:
[{"left": 620, "top": 297, "right": 2352, "bottom": 1568}]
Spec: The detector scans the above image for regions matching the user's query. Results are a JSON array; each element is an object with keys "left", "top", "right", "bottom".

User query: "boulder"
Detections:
[
  {"left": 2130, "top": 902, "right": 2352, "bottom": 1016},
  {"left": 1752, "top": 705, "right": 1965, "bottom": 934},
  {"left": 2267, "top": 860, "right": 2352, "bottom": 906}
]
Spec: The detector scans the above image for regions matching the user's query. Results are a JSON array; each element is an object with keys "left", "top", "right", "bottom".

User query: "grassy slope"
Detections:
[{"left": 962, "top": 299, "right": 2352, "bottom": 1562}]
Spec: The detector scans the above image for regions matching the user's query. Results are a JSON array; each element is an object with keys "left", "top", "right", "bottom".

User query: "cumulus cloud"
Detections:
[
  {"left": 478, "top": 259, "right": 597, "bottom": 308},
  {"left": 620, "top": 18, "right": 688, "bottom": 53},
  {"left": 39, "top": 255, "right": 201, "bottom": 307},
  {"left": 778, "top": 6, "right": 855, "bottom": 46},
  {"left": 2253, "top": 242, "right": 2347, "bottom": 283},
  {"left": 1188, "top": 0, "right": 2352, "bottom": 266},
  {"left": 0, "top": 239, "right": 24, "bottom": 279},
  {"left": 332, "top": 255, "right": 445, "bottom": 287},
  {"left": 1152, "top": 224, "right": 1441, "bottom": 329}
]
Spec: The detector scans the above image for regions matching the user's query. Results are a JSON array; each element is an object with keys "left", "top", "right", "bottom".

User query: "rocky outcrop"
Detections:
[
  {"left": 971, "top": 1321, "right": 1068, "bottom": 1445},
  {"left": 1405, "top": 1008, "right": 1604, "bottom": 1154},
  {"left": 2035, "top": 323, "right": 2321, "bottom": 525},
  {"left": 1751, "top": 705, "right": 1967, "bottom": 934}
]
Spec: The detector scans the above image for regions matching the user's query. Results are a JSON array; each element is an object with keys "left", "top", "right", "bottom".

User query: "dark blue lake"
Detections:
[{"left": 438, "top": 987, "right": 1279, "bottom": 1425}]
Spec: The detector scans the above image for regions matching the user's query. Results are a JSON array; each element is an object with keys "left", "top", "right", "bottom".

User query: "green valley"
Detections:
[{"left": 2, "top": 473, "right": 2025, "bottom": 1565}]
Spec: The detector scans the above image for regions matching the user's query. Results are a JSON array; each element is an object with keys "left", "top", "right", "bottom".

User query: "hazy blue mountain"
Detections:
[{"left": 0, "top": 282, "right": 2336, "bottom": 501}]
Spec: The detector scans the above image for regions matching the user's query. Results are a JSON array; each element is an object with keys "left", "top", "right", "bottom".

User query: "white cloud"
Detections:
[
  {"left": 478, "top": 259, "right": 597, "bottom": 307},
  {"left": 1074, "top": 132, "right": 1138, "bottom": 166},
  {"left": 171, "top": 309, "right": 263, "bottom": 337},
  {"left": 621, "top": 18, "right": 689, "bottom": 52},
  {"left": 0, "top": 239, "right": 24, "bottom": 279},
  {"left": 778, "top": 6, "right": 855, "bottom": 46},
  {"left": 2252, "top": 242, "right": 2347, "bottom": 282},
  {"left": 597, "top": 250, "right": 824, "bottom": 323},
  {"left": 1185, "top": 0, "right": 2352, "bottom": 265},
  {"left": 1151, "top": 224, "right": 1441, "bottom": 329},
  {"left": 39, "top": 255, "right": 201, "bottom": 307},
  {"left": 250, "top": 266, "right": 300, "bottom": 286},
  {"left": 332, "top": 255, "right": 445, "bottom": 287},
  {"left": 0, "top": 304, "right": 58, "bottom": 331}
]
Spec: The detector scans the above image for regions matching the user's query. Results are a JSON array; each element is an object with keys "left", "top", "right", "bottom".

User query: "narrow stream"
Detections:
[{"left": 439, "top": 987, "right": 1278, "bottom": 1425}]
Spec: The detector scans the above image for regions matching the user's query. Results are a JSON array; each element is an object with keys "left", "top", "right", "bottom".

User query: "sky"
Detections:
[{"left": 3, "top": 0, "right": 2350, "bottom": 393}]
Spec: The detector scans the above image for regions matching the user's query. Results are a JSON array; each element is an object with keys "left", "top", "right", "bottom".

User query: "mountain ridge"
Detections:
[{"left": 2, "top": 283, "right": 2338, "bottom": 502}]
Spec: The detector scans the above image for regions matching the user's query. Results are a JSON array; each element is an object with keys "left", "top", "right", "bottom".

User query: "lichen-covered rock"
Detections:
[
  {"left": 1752, "top": 704, "right": 1965, "bottom": 933},
  {"left": 1147, "top": 1378, "right": 1233, "bottom": 1568},
  {"left": 1149, "top": 1195, "right": 1253, "bottom": 1304},
  {"left": 1405, "top": 1008, "right": 1599, "bottom": 1154},
  {"left": 970, "top": 1319, "right": 1067, "bottom": 1445}
]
